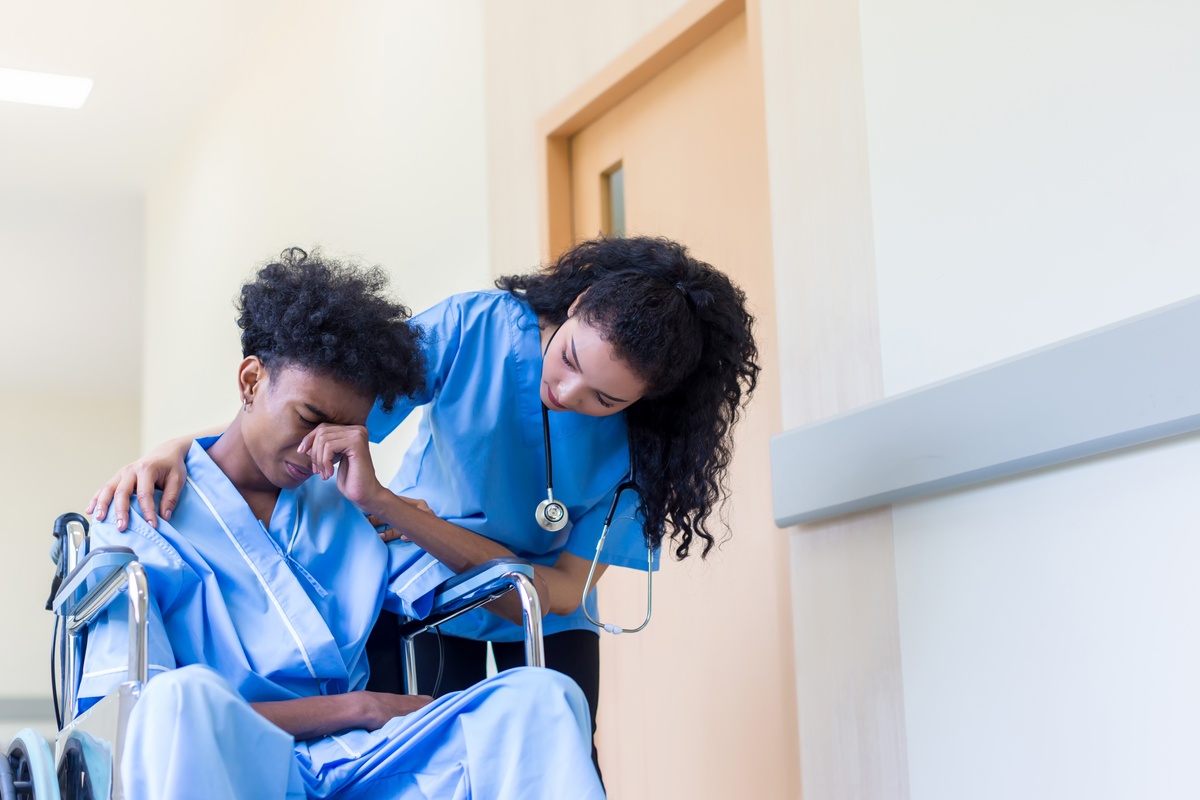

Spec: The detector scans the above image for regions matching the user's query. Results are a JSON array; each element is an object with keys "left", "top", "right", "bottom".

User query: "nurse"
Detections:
[{"left": 89, "top": 234, "right": 761, "bottom": 770}]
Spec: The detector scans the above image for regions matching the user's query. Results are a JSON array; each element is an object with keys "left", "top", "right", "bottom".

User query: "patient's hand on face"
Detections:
[{"left": 298, "top": 423, "right": 437, "bottom": 544}]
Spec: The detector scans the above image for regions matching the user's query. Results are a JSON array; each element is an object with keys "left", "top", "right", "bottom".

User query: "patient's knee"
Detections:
[
  {"left": 495, "top": 667, "right": 591, "bottom": 726},
  {"left": 139, "top": 664, "right": 239, "bottom": 711}
]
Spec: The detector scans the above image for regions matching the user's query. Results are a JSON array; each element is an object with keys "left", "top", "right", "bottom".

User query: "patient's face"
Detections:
[{"left": 244, "top": 365, "right": 375, "bottom": 490}]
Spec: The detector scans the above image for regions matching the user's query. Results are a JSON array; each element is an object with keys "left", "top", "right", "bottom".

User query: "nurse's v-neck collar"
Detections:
[{"left": 508, "top": 294, "right": 593, "bottom": 442}]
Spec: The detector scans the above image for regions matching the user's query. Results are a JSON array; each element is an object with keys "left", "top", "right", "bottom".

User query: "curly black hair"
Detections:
[
  {"left": 238, "top": 248, "right": 425, "bottom": 412},
  {"left": 497, "top": 236, "right": 760, "bottom": 559}
]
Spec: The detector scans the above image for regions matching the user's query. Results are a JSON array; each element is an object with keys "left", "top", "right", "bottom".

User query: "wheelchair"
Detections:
[{"left": 2, "top": 513, "right": 544, "bottom": 800}]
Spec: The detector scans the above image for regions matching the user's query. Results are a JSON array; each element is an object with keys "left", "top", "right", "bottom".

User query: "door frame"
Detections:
[{"left": 536, "top": 0, "right": 746, "bottom": 261}]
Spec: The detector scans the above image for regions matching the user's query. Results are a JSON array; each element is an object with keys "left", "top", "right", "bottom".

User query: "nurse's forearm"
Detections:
[
  {"left": 367, "top": 491, "right": 511, "bottom": 571},
  {"left": 366, "top": 490, "right": 552, "bottom": 622}
]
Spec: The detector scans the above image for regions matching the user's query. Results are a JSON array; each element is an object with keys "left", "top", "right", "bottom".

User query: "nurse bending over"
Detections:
[
  {"left": 81, "top": 252, "right": 603, "bottom": 799},
  {"left": 90, "top": 235, "right": 762, "bottom": 772}
]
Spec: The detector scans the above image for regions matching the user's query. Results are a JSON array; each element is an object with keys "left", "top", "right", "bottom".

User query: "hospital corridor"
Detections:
[{"left": 2, "top": 0, "right": 1199, "bottom": 798}]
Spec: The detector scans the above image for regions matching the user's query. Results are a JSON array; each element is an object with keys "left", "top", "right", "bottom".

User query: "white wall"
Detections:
[
  {"left": 863, "top": 0, "right": 1200, "bottom": 395},
  {"left": 143, "top": 0, "right": 492, "bottom": 478},
  {"left": 859, "top": 0, "right": 1200, "bottom": 797}
]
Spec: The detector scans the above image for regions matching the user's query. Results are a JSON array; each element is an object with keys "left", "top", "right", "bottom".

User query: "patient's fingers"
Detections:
[
  {"left": 304, "top": 424, "right": 370, "bottom": 481},
  {"left": 363, "top": 691, "right": 433, "bottom": 729}
]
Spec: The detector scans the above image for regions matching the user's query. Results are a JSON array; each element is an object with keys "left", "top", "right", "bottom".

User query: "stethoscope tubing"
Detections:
[
  {"left": 580, "top": 479, "right": 653, "bottom": 635},
  {"left": 538, "top": 321, "right": 653, "bottom": 634}
]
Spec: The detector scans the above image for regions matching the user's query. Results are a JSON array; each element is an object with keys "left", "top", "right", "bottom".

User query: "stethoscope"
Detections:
[{"left": 536, "top": 327, "right": 654, "bottom": 634}]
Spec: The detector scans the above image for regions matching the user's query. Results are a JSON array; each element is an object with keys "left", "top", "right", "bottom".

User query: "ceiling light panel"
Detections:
[{"left": 0, "top": 67, "right": 93, "bottom": 109}]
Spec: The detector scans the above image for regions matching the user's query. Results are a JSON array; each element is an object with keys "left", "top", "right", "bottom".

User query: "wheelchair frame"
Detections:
[{"left": 3, "top": 513, "right": 545, "bottom": 800}]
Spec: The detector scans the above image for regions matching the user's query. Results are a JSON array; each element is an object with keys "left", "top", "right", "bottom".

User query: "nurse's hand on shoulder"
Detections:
[{"left": 86, "top": 434, "right": 192, "bottom": 531}]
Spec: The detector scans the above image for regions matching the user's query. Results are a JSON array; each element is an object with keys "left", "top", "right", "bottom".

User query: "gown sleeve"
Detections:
[
  {"left": 562, "top": 481, "right": 659, "bottom": 572},
  {"left": 75, "top": 516, "right": 186, "bottom": 713},
  {"left": 367, "top": 294, "right": 467, "bottom": 444},
  {"left": 381, "top": 540, "right": 456, "bottom": 619}
]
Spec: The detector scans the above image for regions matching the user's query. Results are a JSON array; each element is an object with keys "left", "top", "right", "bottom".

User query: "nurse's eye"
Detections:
[
  {"left": 596, "top": 394, "right": 615, "bottom": 409},
  {"left": 298, "top": 415, "right": 318, "bottom": 427},
  {"left": 561, "top": 350, "right": 575, "bottom": 371}
]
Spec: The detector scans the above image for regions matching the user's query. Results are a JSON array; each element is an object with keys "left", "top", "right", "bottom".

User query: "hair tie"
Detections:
[{"left": 675, "top": 281, "right": 687, "bottom": 296}]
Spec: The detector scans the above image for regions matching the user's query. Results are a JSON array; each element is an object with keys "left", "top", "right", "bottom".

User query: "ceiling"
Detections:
[
  {"left": 0, "top": 1, "right": 289, "bottom": 195},
  {"left": 0, "top": 1, "right": 290, "bottom": 397}
]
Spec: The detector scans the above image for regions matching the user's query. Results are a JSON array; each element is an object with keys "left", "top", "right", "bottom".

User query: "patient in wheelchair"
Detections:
[{"left": 81, "top": 249, "right": 603, "bottom": 799}]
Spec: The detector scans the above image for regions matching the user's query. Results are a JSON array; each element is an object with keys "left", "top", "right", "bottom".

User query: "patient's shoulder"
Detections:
[{"left": 90, "top": 504, "right": 188, "bottom": 573}]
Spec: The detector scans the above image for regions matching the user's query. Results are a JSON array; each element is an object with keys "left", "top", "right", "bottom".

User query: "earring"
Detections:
[{"left": 242, "top": 398, "right": 249, "bottom": 412}]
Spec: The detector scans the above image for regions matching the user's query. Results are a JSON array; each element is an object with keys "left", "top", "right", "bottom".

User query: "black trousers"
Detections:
[{"left": 366, "top": 610, "right": 602, "bottom": 779}]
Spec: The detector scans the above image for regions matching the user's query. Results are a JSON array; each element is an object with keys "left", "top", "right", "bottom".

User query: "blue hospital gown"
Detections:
[
  {"left": 368, "top": 290, "right": 658, "bottom": 643},
  {"left": 80, "top": 437, "right": 604, "bottom": 800}
]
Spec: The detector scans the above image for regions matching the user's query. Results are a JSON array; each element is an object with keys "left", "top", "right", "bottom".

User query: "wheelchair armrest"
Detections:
[
  {"left": 430, "top": 557, "right": 534, "bottom": 616},
  {"left": 52, "top": 547, "right": 137, "bottom": 617},
  {"left": 397, "top": 557, "right": 537, "bottom": 640},
  {"left": 397, "top": 558, "right": 545, "bottom": 689}
]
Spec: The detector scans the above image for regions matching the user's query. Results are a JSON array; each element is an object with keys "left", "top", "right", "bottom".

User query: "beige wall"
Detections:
[
  {"left": 482, "top": 0, "right": 690, "bottom": 276},
  {"left": 757, "top": 0, "right": 910, "bottom": 796},
  {"left": 142, "top": 0, "right": 493, "bottom": 479},
  {"left": 0, "top": 394, "right": 140, "bottom": 700},
  {"left": 0, "top": 190, "right": 144, "bottom": 733}
]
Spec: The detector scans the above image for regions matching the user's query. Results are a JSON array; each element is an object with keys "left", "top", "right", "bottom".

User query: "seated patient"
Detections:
[{"left": 81, "top": 249, "right": 603, "bottom": 800}]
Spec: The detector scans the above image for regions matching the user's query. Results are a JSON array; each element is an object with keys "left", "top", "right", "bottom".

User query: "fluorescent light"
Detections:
[{"left": 0, "top": 67, "right": 93, "bottom": 109}]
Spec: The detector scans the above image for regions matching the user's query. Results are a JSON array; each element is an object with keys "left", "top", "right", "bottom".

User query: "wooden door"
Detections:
[{"left": 558, "top": 8, "right": 798, "bottom": 798}]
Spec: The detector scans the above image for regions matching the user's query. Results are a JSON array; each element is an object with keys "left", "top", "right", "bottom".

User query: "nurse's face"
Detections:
[
  {"left": 540, "top": 315, "right": 647, "bottom": 417},
  {"left": 241, "top": 361, "right": 375, "bottom": 489}
]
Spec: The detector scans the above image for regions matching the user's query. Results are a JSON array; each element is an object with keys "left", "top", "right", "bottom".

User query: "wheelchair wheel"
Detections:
[
  {"left": 1, "top": 747, "right": 16, "bottom": 800},
  {"left": 5, "top": 729, "right": 61, "bottom": 800},
  {"left": 55, "top": 733, "right": 109, "bottom": 800}
]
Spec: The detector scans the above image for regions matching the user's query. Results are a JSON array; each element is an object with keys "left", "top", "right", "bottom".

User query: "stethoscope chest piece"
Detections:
[{"left": 535, "top": 496, "right": 569, "bottom": 532}]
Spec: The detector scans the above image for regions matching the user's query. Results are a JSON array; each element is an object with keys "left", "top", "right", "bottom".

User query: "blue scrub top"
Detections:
[{"left": 368, "top": 290, "right": 657, "bottom": 641}]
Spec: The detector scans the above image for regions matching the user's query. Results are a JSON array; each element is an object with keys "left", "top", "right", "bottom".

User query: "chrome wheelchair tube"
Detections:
[
  {"left": 65, "top": 519, "right": 88, "bottom": 573},
  {"left": 63, "top": 519, "right": 88, "bottom": 719},
  {"left": 505, "top": 572, "right": 544, "bottom": 668},
  {"left": 125, "top": 562, "right": 149, "bottom": 685},
  {"left": 65, "top": 563, "right": 150, "bottom": 695},
  {"left": 402, "top": 636, "right": 419, "bottom": 696},
  {"left": 65, "top": 565, "right": 134, "bottom": 636}
]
